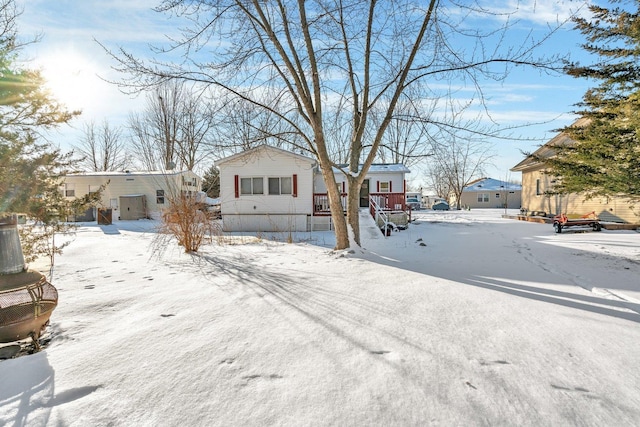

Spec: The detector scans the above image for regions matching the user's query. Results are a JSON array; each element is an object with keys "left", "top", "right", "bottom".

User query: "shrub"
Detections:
[{"left": 160, "top": 194, "right": 217, "bottom": 252}]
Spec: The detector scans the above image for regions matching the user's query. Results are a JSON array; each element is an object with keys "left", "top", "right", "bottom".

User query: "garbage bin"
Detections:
[{"left": 97, "top": 208, "right": 112, "bottom": 225}]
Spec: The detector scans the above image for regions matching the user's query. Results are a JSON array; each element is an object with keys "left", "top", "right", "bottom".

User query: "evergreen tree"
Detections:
[
  {"left": 0, "top": 3, "right": 80, "bottom": 217},
  {"left": 0, "top": 1, "right": 94, "bottom": 269},
  {"left": 545, "top": 0, "right": 640, "bottom": 200},
  {"left": 201, "top": 165, "right": 220, "bottom": 198}
]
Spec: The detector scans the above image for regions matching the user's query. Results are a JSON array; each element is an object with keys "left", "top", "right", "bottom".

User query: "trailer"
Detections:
[{"left": 553, "top": 211, "right": 601, "bottom": 233}]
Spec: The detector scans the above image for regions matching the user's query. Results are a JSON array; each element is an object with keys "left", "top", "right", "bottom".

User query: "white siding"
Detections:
[
  {"left": 62, "top": 171, "right": 201, "bottom": 220},
  {"left": 218, "top": 146, "right": 316, "bottom": 232}
]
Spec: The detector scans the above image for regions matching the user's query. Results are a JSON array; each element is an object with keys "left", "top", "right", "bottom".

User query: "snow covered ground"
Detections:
[{"left": 1, "top": 209, "right": 639, "bottom": 426}]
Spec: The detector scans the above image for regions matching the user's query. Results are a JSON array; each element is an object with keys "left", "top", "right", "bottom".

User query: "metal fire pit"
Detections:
[
  {"left": 0, "top": 216, "right": 58, "bottom": 351},
  {"left": 0, "top": 270, "right": 58, "bottom": 347}
]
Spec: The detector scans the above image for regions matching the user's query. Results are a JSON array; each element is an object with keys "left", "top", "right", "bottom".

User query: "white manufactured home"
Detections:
[
  {"left": 216, "top": 145, "right": 412, "bottom": 232},
  {"left": 61, "top": 170, "right": 202, "bottom": 220},
  {"left": 216, "top": 145, "right": 316, "bottom": 232}
]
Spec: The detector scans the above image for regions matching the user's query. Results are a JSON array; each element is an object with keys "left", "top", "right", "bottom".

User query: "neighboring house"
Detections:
[
  {"left": 216, "top": 145, "right": 412, "bottom": 232},
  {"left": 453, "top": 177, "right": 522, "bottom": 209},
  {"left": 61, "top": 170, "right": 202, "bottom": 221},
  {"left": 511, "top": 118, "right": 638, "bottom": 223}
]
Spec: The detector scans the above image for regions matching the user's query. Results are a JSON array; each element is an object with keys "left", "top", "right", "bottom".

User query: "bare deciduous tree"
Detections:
[
  {"left": 428, "top": 136, "right": 495, "bottom": 210},
  {"left": 74, "top": 120, "right": 130, "bottom": 171},
  {"left": 374, "top": 96, "right": 435, "bottom": 169},
  {"left": 128, "top": 81, "right": 214, "bottom": 171},
  {"left": 105, "top": 0, "right": 570, "bottom": 249}
]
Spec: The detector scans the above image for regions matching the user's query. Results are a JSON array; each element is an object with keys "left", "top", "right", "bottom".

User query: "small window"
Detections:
[
  {"left": 240, "top": 177, "right": 264, "bottom": 195},
  {"left": 379, "top": 182, "right": 390, "bottom": 193},
  {"left": 477, "top": 193, "right": 489, "bottom": 203},
  {"left": 281, "top": 177, "right": 292, "bottom": 194},
  {"left": 268, "top": 177, "right": 292, "bottom": 195},
  {"left": 156, "top": 190, "right": 165, "bottom": 204},
  {"left": 182, "top": 176, "right": 197, "bottom": 187},
  {"left": 65, "top": 183, "right": 75, "bottom": 197},
  {"left": 495, "top": 193, "right": 501, "bottom": 198}
]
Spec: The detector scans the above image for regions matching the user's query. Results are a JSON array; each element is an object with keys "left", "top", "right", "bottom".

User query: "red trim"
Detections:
[
  {"left": 234, "top": 175, "right": 239, "bottom": 198},
  {"left": 403, "top": 179, "right": 406, "bottom": 193},
  {"left": 342, "top": 182, "right": 345, "bottom": 193},
  {"left": 293, "top": 174, "right": 298, "bottom": 197},
  {"left": 390, "top": 181, "right": 393, "bottom": 192},
  {"left": 376, "top": 181, "right": 380, "bottom": 192}
]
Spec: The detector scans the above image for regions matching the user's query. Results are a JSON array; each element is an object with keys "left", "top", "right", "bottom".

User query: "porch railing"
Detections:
[
  {"left": 368, "top": 193, "right": 407, "bottom": 211},
  {"left": 313, "top": 192, "right": 407, "bottom": 216},
  {"left": 313, "top": 193, "right": 348, "bottom": 216}
]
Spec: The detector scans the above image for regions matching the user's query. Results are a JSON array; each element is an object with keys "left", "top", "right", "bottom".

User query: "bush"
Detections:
[{"left": 160, "top": 194, "right": 217, "bottom": 252}]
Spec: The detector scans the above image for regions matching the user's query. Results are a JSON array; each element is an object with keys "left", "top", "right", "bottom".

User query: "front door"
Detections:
[{"left": 359, "top": 179, "right": 370, "bottom": 207}]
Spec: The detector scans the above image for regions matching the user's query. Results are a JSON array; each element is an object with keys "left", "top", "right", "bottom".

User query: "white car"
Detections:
[{"left": 406, "top": 196, "right": 421, "bottom": 210}]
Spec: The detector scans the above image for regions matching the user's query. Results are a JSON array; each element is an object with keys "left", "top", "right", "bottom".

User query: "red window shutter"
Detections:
[
  {"left": 390, "top": 181, "right": 393, "bottom": 192},
  {"left": 342, "top": 182, "right": 345, "bottom": 193},
  {"left": 404, "top": 179, "right": 406, "bottom": 193},
  {"left": 376, "top": 181, "right": 380, "bottom": 192},
  {"left": 293, "top": 174, "right": 298, "bottom": 197},
  {"left": 234, "top": 175, "right": 239, "bottom": 198}
]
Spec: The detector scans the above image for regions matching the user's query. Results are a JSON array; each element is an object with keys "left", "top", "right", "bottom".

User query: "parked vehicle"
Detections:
[
  {"left": 406, "top": 194, "right": 421, "bottom": 210},
  {"left": 432, "top": 201, "right": 450, "bottom": 211}
]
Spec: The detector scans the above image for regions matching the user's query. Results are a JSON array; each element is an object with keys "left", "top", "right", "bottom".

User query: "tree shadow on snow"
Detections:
[
  {"left": 363, "top": 216, "right": 640, "bottom": 325},
  {"left": 466, "top": 276, "right": 640, "bottom": 324},
  {"left": 185, "top": 251, "right": 433, "bottom": 365}
]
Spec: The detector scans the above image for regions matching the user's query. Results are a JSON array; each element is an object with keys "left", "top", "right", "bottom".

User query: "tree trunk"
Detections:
[
  {"left": 326, "top": 178, "right": 350, "bottom": 250},
  {"left": 346, "top": 175, "right": 362, "bottom": 247},
  {"left": 316, "top": 158, "right": 349, "bottom": 250}
]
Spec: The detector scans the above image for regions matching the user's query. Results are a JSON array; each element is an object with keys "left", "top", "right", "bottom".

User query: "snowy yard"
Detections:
[{"left": 1, "top": 209, "right": 639, "bottom": 426}]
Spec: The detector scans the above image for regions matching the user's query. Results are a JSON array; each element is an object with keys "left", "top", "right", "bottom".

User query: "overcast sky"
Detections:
[{"left": 16, "top": 0, "right": 595, "bottom": 183}]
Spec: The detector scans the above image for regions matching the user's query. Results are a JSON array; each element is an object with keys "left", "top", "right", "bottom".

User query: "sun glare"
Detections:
[{"left": 38, "top": 51, "right": 101, "bottom": 111}]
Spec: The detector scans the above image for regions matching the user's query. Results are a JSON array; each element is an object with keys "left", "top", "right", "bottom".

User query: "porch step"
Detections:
[{"left": 359, "top": 208, "right": 383, "bottom": 240}]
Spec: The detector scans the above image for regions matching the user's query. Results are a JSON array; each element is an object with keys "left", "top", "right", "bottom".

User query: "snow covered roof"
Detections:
[
  {"left": 66, "top": 170, "right": 197, "bottom": 177},
  {"left": 462, "top": 178, "right": 522, "bottom": 192},
  {"left": 333, "top": 164, "right": 411, "bottom": 174},
  {"left": 216, "top": 144, "right": 316, "bottom": 166}
]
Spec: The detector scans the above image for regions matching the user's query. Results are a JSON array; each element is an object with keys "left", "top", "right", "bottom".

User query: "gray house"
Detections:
[{"left": 454, "top": 178, "right": 522, "bottom": 209}]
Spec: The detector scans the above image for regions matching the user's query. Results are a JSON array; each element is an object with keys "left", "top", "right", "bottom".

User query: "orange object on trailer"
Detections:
[{"left": 553, "top": 211, "right": 601, "bottom": 233}]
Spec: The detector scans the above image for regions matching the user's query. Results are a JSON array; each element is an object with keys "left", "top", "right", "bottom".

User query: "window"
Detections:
[
  {"left": 536, "top": 179, "right": 541, "bottom": 196},
  {"left": 65, "top": 183, "right": 75, "bottom": 197},
  {"left": 240, "top": 177, "right": 264, "bottom": 195},
  {"left": 182, "top": 176, "right": 197, "bottom": 187},
  {"left": 495, "top": 193, "right": 501, "bottom": 198},
  {"left": 379, "top": 181, "right": 390, "bottom": 193},
  {"left": 268, "top": 177, "right": 292, "bottom": 195},
  {"left": 156, "top": 190, "right": 165, "bottom": 204},
  {"left": 477, "top": 193, "right": 489, "bottom": 203}
]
